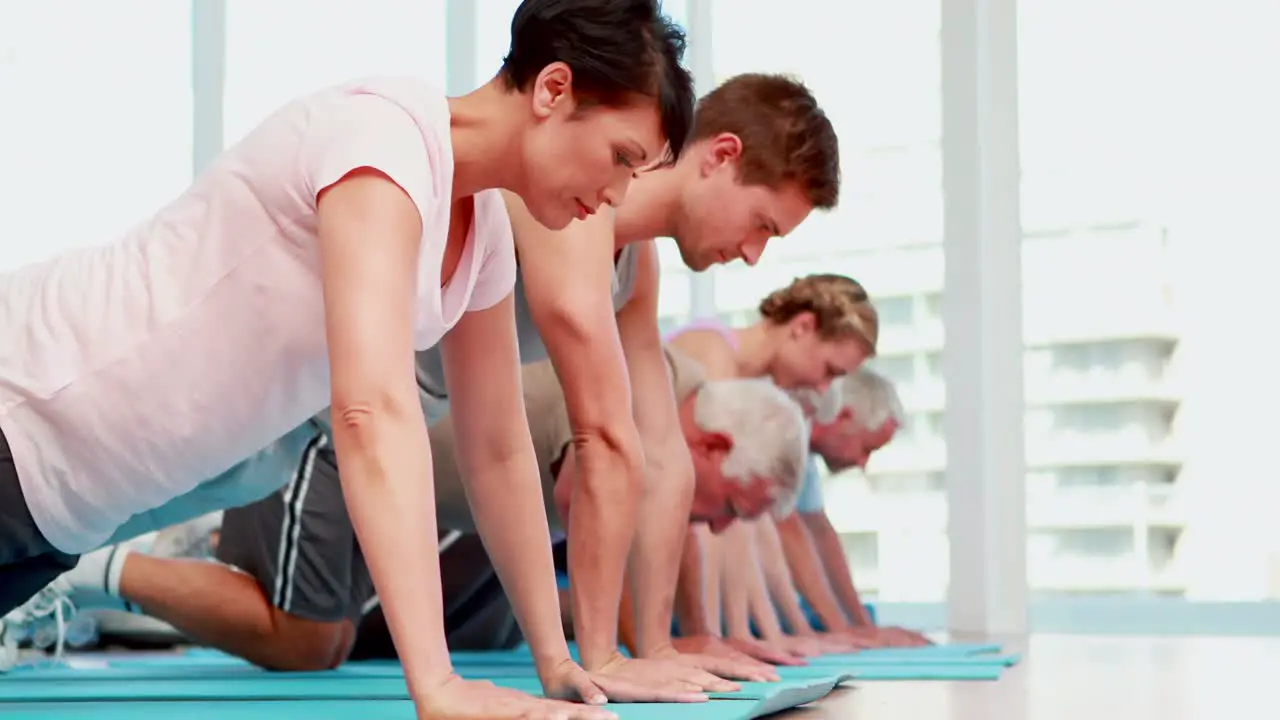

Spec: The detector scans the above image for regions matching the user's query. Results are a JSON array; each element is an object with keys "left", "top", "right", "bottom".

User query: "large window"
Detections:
[
  {"left": 1018, "top": 0, "right": 1280, "bottom": 630},
  {"left": 711, "top": 0, "right": 947, "bottom": 605},
  {"left": 0, "top": 1, "right": 192, "bottom": 272},
  {"left": 224, "top": 0, "right": 446, "bottom": 146}
]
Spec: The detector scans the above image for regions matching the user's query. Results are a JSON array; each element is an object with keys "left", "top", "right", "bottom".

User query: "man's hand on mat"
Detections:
[
  {"left": 421, "top": 674, "right": 617, "bottom": 720},
  {"left": 843, "top": 625, "right": 932, "bottom": 648},
  {"left": 877, "top": 626, "right": 933, "bottom": 647},
  {"left": 660, "top": 637, "right": 780, "bottom": 682},
  {"left": 770, "top": 634, "right": 825, "bottom": 658},
  {"left": 814, "top": 631, "right": 878, "bottom": 653},
  {"left": 724, "top": 636, "right": 807, "bottom": 667},
  {"left": 584, "top": 650, "right": 736, "bottom": 701}
]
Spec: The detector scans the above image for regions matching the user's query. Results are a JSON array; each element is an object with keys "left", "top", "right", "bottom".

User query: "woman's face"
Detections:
[
  {"left": 518, "top": 64, "right": 666, "bottom": 230},
  {"left": 770, "top": 313, "right": 870, "bottom": 393}
]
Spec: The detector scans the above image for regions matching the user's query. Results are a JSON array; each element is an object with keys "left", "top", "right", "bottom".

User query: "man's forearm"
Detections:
[
  {"left": 775, "top": 514, "right": 853, "bottom": 631},
  {"left": 700, "top": 524, "right": 723, "bottom": 635},
  {"left": 618, "top": 571, "right": 640, "bottom": 656},
  {"left": 631, "top": 445, "right": 695, "bottom": 655},
  {"left": 466, "top": 453, "right": 573, "bottom": 669},
  {"left": 807, "top": 514, "right": 874, "bottom": 626},
  {"left": 568, "top": 440, "right": 643, "bottom": 669},
  {"left": 719, "top": 522, "right": 756, "bottom": 638},
  {"left": 752, "top": 519, "right": 816, "bottom": 636},
  {"left": 742, "top": 524, "right": 786, "bottom": 641},
  {"left": 674, "top": 525, "right": 713, "bottom": 636},
  {"left": 746, "top": 569, "right": 787, "bottom": 641}
]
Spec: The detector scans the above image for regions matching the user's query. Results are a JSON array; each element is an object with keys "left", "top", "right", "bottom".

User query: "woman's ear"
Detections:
[
  {"left": 530, "top": 61, "right": 574, "bottom": 120},
  {"left": 789, "top": 310, "right": 818, "bottom": 339}
]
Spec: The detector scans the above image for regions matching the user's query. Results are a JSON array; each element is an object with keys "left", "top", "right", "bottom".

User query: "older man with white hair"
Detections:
[{"left": 771, "top": 367, "right": 930, "bottom": 647}]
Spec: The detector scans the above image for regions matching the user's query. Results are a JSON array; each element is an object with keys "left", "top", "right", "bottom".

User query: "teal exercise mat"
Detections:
[
  {"left": 0, "top": 676, "right": 413, "bottom": 702},
  {"left": 453, "top": 642, "right": 1005, "bottom": 666},
  {"left": 502, "top": 640, "right": 1000, "bottom": 659},
  {"left": 854, "top": 642, "right": 1003, "bottom": 658},
  {"left": 464, "top": 660, "right": 1006, "bottom": 682},
  {"left": 449, "top": 649, "right": 1020, "bottom": 674},
  {"left": 108, "top": 643, "right": 1016, "bottom": 670},
  {"left": 486, "top": 675, "right": 841, "bottom": 703},
  {"left": 0, "top": 699, "right": 811, "bottom": 720},
  {"left": 781, "top": 662, "right": 1004, "bottom": 681},
  {"left": 2, "top": 663, "right": 840, "bottom": 707},
  {"left": 800, "top": 650, "right": 1021, "bottom": 667},
  {"left": 132, "top": 642, "right": 1006, "bottom": 666},
  {"left": 7, "top": 650, "right": 1011, "bottom": 682}
]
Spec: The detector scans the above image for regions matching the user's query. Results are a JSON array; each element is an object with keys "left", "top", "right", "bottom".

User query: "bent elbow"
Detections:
[{"left": 329, "top": 386, "right": 422, "bottom": 455}]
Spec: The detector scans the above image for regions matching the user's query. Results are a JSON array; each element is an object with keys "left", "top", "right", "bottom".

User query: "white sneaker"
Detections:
[
  {"left": 0, "top": 577, "right": 97, "bottom": 673},
  {"left": 152, "top": 512, "right": 222, "bottom": 559}
]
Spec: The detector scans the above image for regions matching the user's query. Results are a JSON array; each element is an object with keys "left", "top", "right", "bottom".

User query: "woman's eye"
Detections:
[{"left": 616, "top": 152, "right": 633, "bottom": 168}]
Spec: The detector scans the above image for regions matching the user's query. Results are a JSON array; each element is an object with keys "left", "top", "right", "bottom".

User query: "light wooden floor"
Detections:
[{"left": 785, "top": 634, "right": 1280, "bottom": 720}]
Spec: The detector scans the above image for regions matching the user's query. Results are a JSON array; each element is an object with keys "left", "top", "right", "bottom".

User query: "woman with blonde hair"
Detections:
[
  {"left": 665, "top": 274, "right": 881, "bottom": 665},
  {"left": 669, "top": 273, "right": 879, "bottom": 392}
]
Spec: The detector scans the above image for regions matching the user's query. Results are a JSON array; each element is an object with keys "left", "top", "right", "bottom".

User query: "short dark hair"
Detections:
[
  {"left": 691, "top": 74, "right": 841, "bottom": 209},
  {"left": 499, "top": 0, "right": 695, "bottom": 165}
]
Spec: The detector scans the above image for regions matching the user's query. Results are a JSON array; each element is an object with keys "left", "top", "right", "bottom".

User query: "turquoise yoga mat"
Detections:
[
  {"left": 0, "top": 700, "right": 812, "bottom": 720},
  {"left": 488, "top": 676, "right": 842, "bottom": 703},
  {"left": 459, "top": 660, "right": 1007, "bottom": 682},
  {"left": 446, "top": 644, "right": 1018, "bottom": 672},
  {"left": 0, "top": 672, "right": 839, "bottom": 704},
  {"left": 778, "top": 663, "right": 1006, "bottom": 682},
  {"left": 2, "top": 657, "right": 841, "bottom": 720},
  {"left": 457, "top": 641, "right": 1005, "bottom": 666},
  {"left": 9, "top": 646, "right": 1011, "bottom": 684},
  {"left": 798, "top": 650, "right": 1021, "bottom": 668}
]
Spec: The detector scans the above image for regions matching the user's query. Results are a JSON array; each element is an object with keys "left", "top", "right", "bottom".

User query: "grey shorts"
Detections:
[
  {"left": 215, "top": 425, "right": 373, "bottom": 624},
  {"left": 0, "top": 423, "right": 81, "bottom": 616}
]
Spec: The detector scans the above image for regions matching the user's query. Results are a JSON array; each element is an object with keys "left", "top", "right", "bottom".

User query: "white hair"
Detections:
[
  {"left": 788, "top": 386, "right": 842, "bottom": 425},
  {"left": 837, "top": 368, "right": 905, "bottom": 430},
  {"left": 787, "top": 368, "right": 905, "bottom": 430},
  {"left": 692, "top": 378, "right": 809, "bottom": 518}
]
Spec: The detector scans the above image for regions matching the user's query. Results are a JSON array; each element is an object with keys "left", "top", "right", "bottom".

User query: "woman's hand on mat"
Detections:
[
  {"left": 724, "top": 636, "right": 808, "bottom": 667},
  {"left": 539, "top": 658, "right": 613, "bottom": 706},
  {"left": 582, "top": 649, "right": 734, "bottom": 701},
  {"left": 667, "top": 635, "right": 781, "bottom": 682},
  {"left": 420, "top": 674, "right": 617, "bottom": 720}
]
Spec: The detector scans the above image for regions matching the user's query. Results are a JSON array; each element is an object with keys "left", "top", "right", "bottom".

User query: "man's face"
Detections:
[
  {"left": 670, "top": 135, "right": 814, "bottom": 271},
  {"left": 813, "top": 412, "right": 900, "bottom": 470},
  {"left": 692, "top": 472, "right": 776, "bottom": 535},
  {"left": 684, "top": 425, "right": 777, "bottom": 533}
]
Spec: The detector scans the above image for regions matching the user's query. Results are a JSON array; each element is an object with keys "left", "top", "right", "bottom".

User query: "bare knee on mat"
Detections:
[{"left": 254, "top": 609, "right": 355, "bottom": 671}]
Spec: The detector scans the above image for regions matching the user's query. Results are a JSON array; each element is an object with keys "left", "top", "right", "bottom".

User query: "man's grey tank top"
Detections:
[{"left": 415, "top": 244, "right": 641, "bottom": 420}]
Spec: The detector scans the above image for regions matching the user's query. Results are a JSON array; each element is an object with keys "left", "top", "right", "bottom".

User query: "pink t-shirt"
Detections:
[{"left": 0, "top": 76, "right": 517, "bottom": 554}]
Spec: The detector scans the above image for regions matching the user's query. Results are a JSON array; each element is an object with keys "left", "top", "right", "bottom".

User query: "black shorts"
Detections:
[
  {"left": 214, "top": 423, "right": 374, "bottom": 624},
  {"left": 349, "top": 534, "right": 572, "bottom": 659},
  {"left": 0, "top": 423, "right": 80, "bottom": 616}
]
